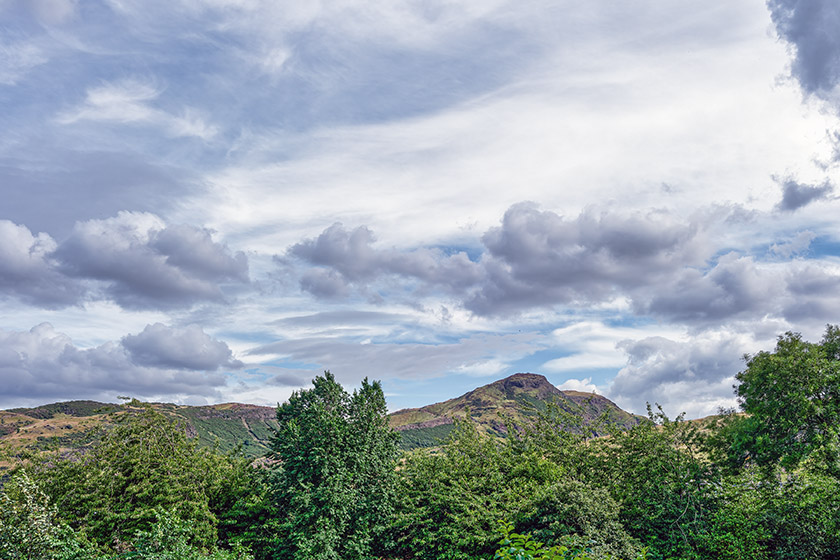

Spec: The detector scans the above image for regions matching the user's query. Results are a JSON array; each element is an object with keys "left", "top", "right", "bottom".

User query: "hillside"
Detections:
[
  {"left": 0, "top": 400, "right": 279, "bottom": 473},
  {"left": 390, "top": 373, "right": 644, "bottom": 449},
  {"left": 1, "top": 373, "right": 643, "bottom": 469}
]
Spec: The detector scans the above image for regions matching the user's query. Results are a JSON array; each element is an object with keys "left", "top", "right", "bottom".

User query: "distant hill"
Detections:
[
  {"left": 0, "top": 373, "right": 644, "bottom": 471},
  {"left": 389, "top": 373, "right": 644, "bottom": 449},
  {"left": 0, "top": 400, "right": 279, "bottom": 473}
]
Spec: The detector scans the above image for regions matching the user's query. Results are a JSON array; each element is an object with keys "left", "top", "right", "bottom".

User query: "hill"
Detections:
[
  {"left": 390, "top": 373, "right": 644, "bottom": 449},
  {"left": 0, "top": 400, "right": 279, "bottom": 473},
  {"left": 1, "top": 373, "right": 644, "bottom": 470}
]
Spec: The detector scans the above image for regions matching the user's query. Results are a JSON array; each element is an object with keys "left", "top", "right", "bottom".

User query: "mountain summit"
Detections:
[{"left": 389, "top": 373, "right": 643, "bottom": 449}]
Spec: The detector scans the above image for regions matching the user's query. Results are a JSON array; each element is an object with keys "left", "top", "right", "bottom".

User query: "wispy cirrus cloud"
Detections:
[
  {"left": 56, "top": 79, "right": 218, "bottom": 140},
  {"left": 0, "top": 37, "right": 48, "bottom": 85}
]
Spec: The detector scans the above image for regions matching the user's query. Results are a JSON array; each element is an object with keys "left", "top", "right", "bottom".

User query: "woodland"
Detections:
[{"left": 2, "top": 326, "right": 840, "bottom": 560}]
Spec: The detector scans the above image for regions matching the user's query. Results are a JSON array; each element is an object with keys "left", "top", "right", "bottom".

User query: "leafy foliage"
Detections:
[
  {"left": 267, "top": 371, "right": 400, "bottom": 560},
  {"left": 5, "top": 329, "right": 840, "bottom": 560},
  {"left": 494, "top": 522, "right": 647, "bottom": 560},
  {"left": 33, "top": 404, "right": 255, "bottom": 551},
  {"left": 729, "top": 326, "right": 840, "bottom": 475},
  {"left": 0, "top": 470, "right": 95, "bottom": 560}
]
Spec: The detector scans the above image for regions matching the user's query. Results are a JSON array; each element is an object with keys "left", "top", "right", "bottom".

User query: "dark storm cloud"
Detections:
[
  {"left": 0, "top": 220, "right": 83, "bottom": 307},
  {"left": 465, "top": 203, "right": 702, "bottom": 315},
  {"left": 767, "top": 0, "right": 840, "bottom": 96},
  {"left": 122, "top": 323, "right": 243, "bottom": 371},
  {"left": 55, "top": 212, "right": 248, "bottom": 309},
  {"left": 776, "top": 178, "right": 834, "bottom": 211},
  {"left": 289, "top": 222, "right": 482, "bottom": 297},
  {"left": 0, "top": 323, "right": 236, "bottom": 407}
]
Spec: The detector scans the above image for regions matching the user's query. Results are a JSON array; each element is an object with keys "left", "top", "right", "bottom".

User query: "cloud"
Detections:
[
  {"left": 55, "top": 212, "right": 248, "bottom": 309},
  {"left": 557, "top": 377, "right": 599, "bottom": 393},
  {"left": 57, "top": 79, "right": 218, "bottom": 140},
  {"left": 607, "top": 332, "right": 748, "bottom": 418},
  {"left": 0, "top": 323, "right": 237, "bottom": 408},
  {"left": 288, "top": 222, "right": 482, "bottom": 297},
  {"left": 0, "top": 37, "right": 48, "bottom": 85},
  {"left": 466, "top": 203, "right": 704, "bottom": 315},
  {"left": 638, "top": 253, "right": 782, "bottom": 325},
  {"left": 122, "top": 323, "right": 243, "bottom": 370},
  {"left": 0, "top": 220, "right": 83, "bottom": 307},
  {"left": 776, "top": 178, "right": 834, "bottom": 211},
  {"left": 769, "top": 230, "right": 816, "bottom": 257},
  {"left": 247, "top": 332, "right": 544, "bottom": 383},
  {"left": 767, "top": 0, "right": 840, "bottom": 98},
  {"left": 282, "top": 203, "right": 840, "bottom": 330}
]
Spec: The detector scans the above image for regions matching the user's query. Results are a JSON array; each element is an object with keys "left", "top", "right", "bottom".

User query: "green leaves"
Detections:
[
  {"left": 32, "top": 404, "right": 255, "bottom": 552},
  {"left": 268, "top": 372, "right": 400, "bottom": 560},
  {"left": 732, "top": 326, "right": 840, "bottom": 476}
]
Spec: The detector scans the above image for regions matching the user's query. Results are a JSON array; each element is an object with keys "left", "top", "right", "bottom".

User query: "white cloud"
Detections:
[
  {"left": 0, "top": 323, "right": 239, "bottom": 408},
  {"left": 557, "top": 377, "right": 599, "bottom": 393},
  {"left": 57, "top": 79, "right": 218, "bottom": 140},
  {"left": 0, "top": 39, "right": 47, "bottom": 85}
]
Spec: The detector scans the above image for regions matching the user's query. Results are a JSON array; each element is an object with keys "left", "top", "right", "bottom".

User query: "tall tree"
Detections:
[
  {"left": 732, "top": 325, "right": 840, "bottom": 476},
  {"left": 268, "top": 372, "right": 400, "bottom": 560}
]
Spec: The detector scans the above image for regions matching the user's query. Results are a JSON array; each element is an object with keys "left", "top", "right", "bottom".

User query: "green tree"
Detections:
[
  {"left": 34, "top": 404, "right": 253, "bottom": 552},
  {"left": 732, "top": 325, "right": 840, "bottom": 475},
  {"left": 267, "top": 371, "right": 400, "bottom": 560},
  {"left": 0, "top": 470, "right": 95, "bottom": 560},
  {"left": 587, "top": 406, "right": 712, "bottom": 560}
]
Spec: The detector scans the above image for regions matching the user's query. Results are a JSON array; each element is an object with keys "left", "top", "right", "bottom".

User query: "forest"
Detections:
[{"left": 2, "top": 326, "right": 840, "bottom": 560}]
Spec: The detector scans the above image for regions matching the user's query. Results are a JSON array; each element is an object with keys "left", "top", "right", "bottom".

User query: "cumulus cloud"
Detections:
[
  {"left": 466, "top": 203, "right": 704, "bottom": 315},
  {"left": 284, "top": 203, "right": 840, "bottom": 330},
  {"left": 776, "top": 178, "right": 834, "bottom": 211},
  {"left": 767, "top": 0, "right": 840, "bottom": 99},
  {"left": 607, "top": 332, "right": 748, "bottom": 418},
  {"left": 0, "top": 213, "right": 248, "bottom": 310},
  {"left": 288, "top": 222, "right": 482, "bottom": 297},
  {"left": 122, "top": 323, "right": 243, "bottom": 370},
  {"left": 638, "top": 253, "right": 782, "bottom": 324},
  {"left": 55, "top": 211, "right": 248, "bottom": 309},
  {"left": 0, "top": 323, "right": 240, "bottom": 407},
  {"left": 0, "top": 220, "right": 83, "bottom": 307}
]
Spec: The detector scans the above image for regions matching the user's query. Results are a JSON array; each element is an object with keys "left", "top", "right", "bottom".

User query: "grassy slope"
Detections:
[{"left": 2, "top": 373, "right": 647, "bottom": 467}]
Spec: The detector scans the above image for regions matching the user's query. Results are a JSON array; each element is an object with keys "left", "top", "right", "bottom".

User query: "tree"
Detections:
[
  {"left": 0, "top": 470, "right": 94, "bottom": 560},
  {"left": 732, "top": 325, "right": 840, "bottom": 476},
  {"left": 267, "top": 372, "right": 400, "bottom": 560},
  {"left": 34, "top": 404, "right": 254, "bottom": 551}
]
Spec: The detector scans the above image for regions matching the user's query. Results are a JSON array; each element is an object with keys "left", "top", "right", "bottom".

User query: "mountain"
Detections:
[
  {"left": 389, "top": 373, "right": 644, "bottom": 449},
  {"left": 0, "top": 374, "right": 643, "bottom": 472}
]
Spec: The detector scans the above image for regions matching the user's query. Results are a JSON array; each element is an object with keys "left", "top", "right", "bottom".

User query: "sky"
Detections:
[{"left": 1, "top": 0, "right": 839, "bottom": 419}]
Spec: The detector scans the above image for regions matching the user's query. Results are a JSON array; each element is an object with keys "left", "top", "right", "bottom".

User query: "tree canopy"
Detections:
[
  {"left": 268, "top": 371, "right": 400, "bottom": 560},
  {"left": 732, "top": 325, "right": 840, "bottom": 475}
]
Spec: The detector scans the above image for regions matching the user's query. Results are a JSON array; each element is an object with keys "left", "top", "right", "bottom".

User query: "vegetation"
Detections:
[{"left": 2, "top": 326, "right": 840, "bottom": 559}]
